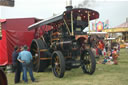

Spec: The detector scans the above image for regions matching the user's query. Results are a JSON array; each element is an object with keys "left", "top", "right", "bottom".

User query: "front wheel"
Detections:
[
  {"left": 52, "top": 51, "right": 65, "bottom": 78},
  {"left": 80, "top": 49, "right": 96, "bottom": 74}
]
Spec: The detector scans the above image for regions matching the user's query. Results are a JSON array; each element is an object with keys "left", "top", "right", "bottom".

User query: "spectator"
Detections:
[
  {"left": 17, "top": 45, "right": 36, "bottom": 83},
  {"left": 125, "top": 41, "right": 128, "bottom": 51},
  {"left": 112, "top": 47, "right": 118, "bottom": 65},
  {"left": 12, "top": 46, "right": 21, "bottom": 84},
  {"left": 105, "top": 41, "right": 109, "bottom": 52},
  {"left": 97, "top": 41, "right": 104, "bottom": 56},
  {"left": 19, "top": 46, "right": 24, "bottom": 81}
]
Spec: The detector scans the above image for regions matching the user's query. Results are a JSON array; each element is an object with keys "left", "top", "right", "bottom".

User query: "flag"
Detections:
[
  {"left": 104, "top": 19, "right": 109, "bottom": 29},
  {"left": 96, "top": 21, "right": 104, "bottom": 32}
]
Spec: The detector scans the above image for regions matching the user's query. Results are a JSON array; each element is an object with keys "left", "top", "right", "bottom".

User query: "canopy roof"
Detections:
[
  {"left": 28, "top": 8, "right": 99, "bottom": 31},
  {"left": 114, "top": 21, "right": 128, "bottom": 28},
  {"left": 0, "top": 19, "right": 6, "bottom": 23},
  {"left": 103, "top": 21, "right": 128, "bottom": 33}
]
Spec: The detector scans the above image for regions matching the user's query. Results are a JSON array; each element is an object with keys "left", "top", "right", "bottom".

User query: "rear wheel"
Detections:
[
  {"left": 52, "top": 51, "right": 65, "bottom": 78},
  {"left": 30, "top": 39, "right": 51, "bottom": 72},
  {"left": 80, "top": 49, "right": 96, "bottom": 74},
  {"left": 0, "top": 69, "right": 7, "bottom": 85}
]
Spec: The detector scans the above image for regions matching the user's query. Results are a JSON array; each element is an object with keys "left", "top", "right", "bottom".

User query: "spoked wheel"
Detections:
[
  {"left": 80, "top": 49, "right": 96, "bottom": 74},
  {"left": 52, "top": 51, "right": 65, "bottom": 78},
  {"left": 0, "top": 69, "right": 7, "bottom": 85},
  {"left": 30, "top": 39, "right": 50, "bottom": 72}
]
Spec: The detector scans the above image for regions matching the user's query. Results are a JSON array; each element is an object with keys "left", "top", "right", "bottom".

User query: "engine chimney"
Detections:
[{"left": 66, "top": 0, "right": 73, "bottom": 11}]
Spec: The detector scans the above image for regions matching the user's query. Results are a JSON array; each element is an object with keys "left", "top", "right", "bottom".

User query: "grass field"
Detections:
[{"left": 6, "top": 49, "right": 128, "bottom": 85}]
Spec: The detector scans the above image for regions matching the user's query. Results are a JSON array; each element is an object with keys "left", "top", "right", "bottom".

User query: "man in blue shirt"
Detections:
[{"left": 17, "top": 45, "right": 35, "bottom": 83}]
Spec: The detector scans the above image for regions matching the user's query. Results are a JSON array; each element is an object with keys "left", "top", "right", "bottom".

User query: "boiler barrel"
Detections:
[{"left": 56, "top": 41, "right": 72, "bottom": 50}]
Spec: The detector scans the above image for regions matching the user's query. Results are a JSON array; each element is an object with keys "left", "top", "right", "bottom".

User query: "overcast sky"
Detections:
[{"left": 0, "top": 0, "right": 128, "bottom": 28}]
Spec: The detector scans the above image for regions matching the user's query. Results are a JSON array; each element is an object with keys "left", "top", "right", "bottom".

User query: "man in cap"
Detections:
[
  {"left": 17, "top": 45, "right": 35, "bottom": 83},
  {"left": 12, "top": 46, "right": 21, "bottom": 84}
]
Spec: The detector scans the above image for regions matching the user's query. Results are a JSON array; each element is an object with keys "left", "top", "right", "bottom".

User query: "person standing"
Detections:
[
  {"left": 125, "top": 41, "right": 128, "bottom": 52},
  {"left": 12, "top": 46, "right": 21, "bottom": 84},
  {"left": 17, "top": 45, "right": 35, "bottom": 83}
]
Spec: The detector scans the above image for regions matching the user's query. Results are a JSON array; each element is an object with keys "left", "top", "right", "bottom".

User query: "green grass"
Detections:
[{"left": 6, "top": 49, "right": 128, "bottom": 85}]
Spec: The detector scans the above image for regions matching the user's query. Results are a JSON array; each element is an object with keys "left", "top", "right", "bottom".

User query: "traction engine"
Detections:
[{"left": 28, "top": 5, "right": 99, "bottom": 78}]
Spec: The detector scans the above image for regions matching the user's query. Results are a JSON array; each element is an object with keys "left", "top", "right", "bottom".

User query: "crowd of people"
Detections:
[
  {"left": 11, "top": 36, "right": 121, "bottom": 84},
  {"left": 89, "top": 35, "right": 120, "bottom": 65},
  {"left": 12, "top": 45, "right": 37, "bottom": 84}
]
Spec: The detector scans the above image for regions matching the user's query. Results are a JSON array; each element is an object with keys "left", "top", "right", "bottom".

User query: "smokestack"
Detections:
[{"left": 66, "top": 0, "right": 73, "bottom": 11}]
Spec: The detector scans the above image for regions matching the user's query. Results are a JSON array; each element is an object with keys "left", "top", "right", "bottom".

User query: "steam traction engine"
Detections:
[{"left": 28, "top": 6, "right": 99, "bottom": 78}]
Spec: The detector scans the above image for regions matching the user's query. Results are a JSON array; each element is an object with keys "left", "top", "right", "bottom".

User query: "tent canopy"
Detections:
[
  {"left": 103, "top": 21, "right": 128, "bottom": 33},
  {"left": 0, "top": 18, "right": 39, "bottom": 66}
]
